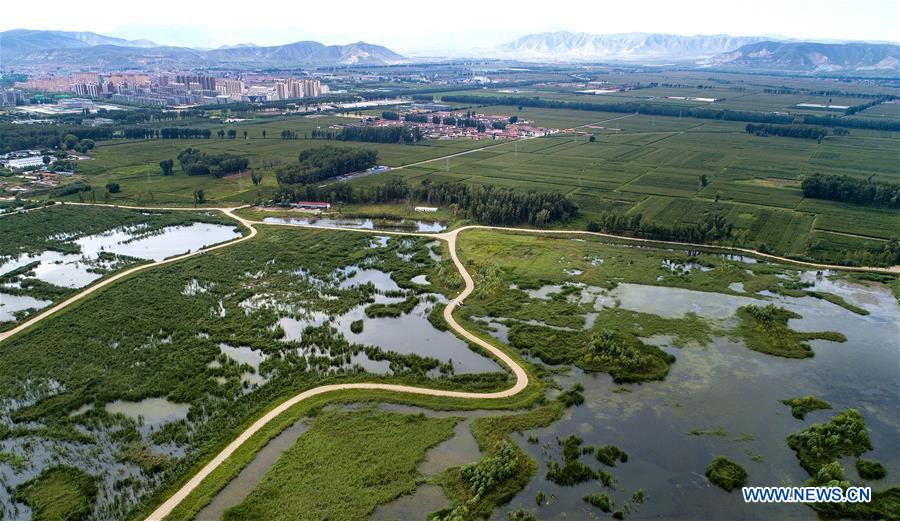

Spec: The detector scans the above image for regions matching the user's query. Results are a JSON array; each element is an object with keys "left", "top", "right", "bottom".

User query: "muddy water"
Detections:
[{"left": 491, "top": 277, "right": 900, "bottom": 521}]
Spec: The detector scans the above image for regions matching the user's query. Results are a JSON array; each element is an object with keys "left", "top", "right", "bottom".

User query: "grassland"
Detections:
[
  {"left": 222, "top": 408, "right": 457, "bottom": 521},
  {"left": 13, "top": 466, "right": 97, "bottom": 521},
  {"left": 63, "top": 115, "right": 494, "bottom": 206}
]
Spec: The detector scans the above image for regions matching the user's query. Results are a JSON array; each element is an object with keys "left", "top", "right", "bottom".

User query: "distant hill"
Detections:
[
  {"left": 0, "top": 29, "right": 406, "bottom": 68},
  {"left": 0, "top": 29, "right": 157, "bottom": 56},
  {"left": 711, "top": 41, "right": 900, "bottom": 72},
  {"left": 497, "top": 31, "right": 769, "bottom": 61}
]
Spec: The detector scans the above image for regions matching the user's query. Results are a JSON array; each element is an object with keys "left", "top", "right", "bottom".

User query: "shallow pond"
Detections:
[
  {"left": 0, "top": 293, "right": 52, "bottom": 322},
  {"left": 0, "top": 222, "right": 240, "bottom": 290},
  {"left": 261, "top": 216, "right": 446, "bottom": 233},
  {"left": 104, "top": 398, "right": 190, "bottom": 428},
  {"left": 332, "top": 298, "right": 503, "bottom": 374},
  {"left": 492, "top": 276, "right": 900, "bottom": 520}
]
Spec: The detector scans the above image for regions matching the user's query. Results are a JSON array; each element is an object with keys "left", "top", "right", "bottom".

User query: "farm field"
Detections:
[{"left": 352, "top": 109, "right": 898, "bottom": 261}]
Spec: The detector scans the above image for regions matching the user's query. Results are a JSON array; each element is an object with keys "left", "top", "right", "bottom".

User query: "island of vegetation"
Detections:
[{"left": 705, "top": 457, "right": 748, "bottom": 492}]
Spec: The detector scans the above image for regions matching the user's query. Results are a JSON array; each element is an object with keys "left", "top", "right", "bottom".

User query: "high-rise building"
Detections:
[{"left": 275, "top": 82, "right": 288, "bottom": 101}]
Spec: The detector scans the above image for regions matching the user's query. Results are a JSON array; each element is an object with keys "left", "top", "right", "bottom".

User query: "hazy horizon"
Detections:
[{"left": 2, "top": 0, "right": 897, "bottom": 52}]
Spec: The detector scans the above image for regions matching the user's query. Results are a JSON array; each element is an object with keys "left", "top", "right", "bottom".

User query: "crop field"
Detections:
[
  {"left": 69, "top": 122, "right": 493, "bottom": 204},
  {"left": 354, "top": 107, "right": 897, "bottom": 260},
  {"left": 30, "top": 71, "right": 898, "bottom": 266}
]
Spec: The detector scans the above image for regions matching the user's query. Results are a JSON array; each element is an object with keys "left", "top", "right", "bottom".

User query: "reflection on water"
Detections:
[
  {"left": 493, "top": 277, "right": 900, "bottom": 521},
  {"left": 0, "top": 293, "right": 52, "bottom": 322},
  {"left": 371, "top": 485, "right": 451, "bottom": 521},
  {"left": 0, "top": 223, "right": 240, "bottom": 290},
  {"left": 610, "top": 283, "right": 760, "bottom": 319},
  {"left": 262, "top": 216, "right": 446, "bottom": 232},
  {"left": 104, "top": 398, "right": 189, "bottom": 427},
  {"left": 218, "top": 343, "right": 270, "bottom": 386},
  {"left": 330, "top": 298, "right": 503, "bottom": 374}
]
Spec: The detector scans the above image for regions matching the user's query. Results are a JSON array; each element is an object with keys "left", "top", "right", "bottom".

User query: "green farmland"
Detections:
[{"left": 29, "top": 71, "right": 899, "bottom": 266}]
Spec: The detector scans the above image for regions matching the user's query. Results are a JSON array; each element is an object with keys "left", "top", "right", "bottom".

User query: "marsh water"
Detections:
[
  {"left": 487, "top": 275, "right": 900, "bottom": 521},
  {"left": 0, "top": 223, "right": 240, "bottom": 314},
  {"left": 198, "top": 403, "right": 512, "bottom": 521},
  {"left": 261, "top": 216, "right": 446, "bottom": 233}
]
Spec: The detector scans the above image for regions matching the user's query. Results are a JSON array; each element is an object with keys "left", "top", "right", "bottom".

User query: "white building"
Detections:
[
  {"left": 414, "top": 206, "right": 438, "bottom": 213},
  {"left": 6, "top": 156, "right": 45, "bottom": 169}
]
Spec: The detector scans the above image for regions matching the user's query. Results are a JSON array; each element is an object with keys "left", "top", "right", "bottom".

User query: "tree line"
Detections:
[
  {"left": 745, "top": 123, "right": 829, "bottom": 140},
  {"left": 311, "top": 125, "right": 423, "bottom": 144},
  {"left": 844, "top": 96, "right": 895, "bottom": 116},
  {"left": 412, "top": 181, "right": 577, "bottom": 226},
  {"left": 801, "top": 173, "right": 899, "bottom": 208},
  {"left": 122, "top": 127, "right": 215, "bottom": 139},
  {"left": 275, "top": 146, "right": 378, "bottom": 185},
  {"left": 176, "top": 148, "right": 249, "bottom": 177},
  {"left": 586, "top": 211, "right": 733, "bottom": 245},
  {"left": 0, "top": 124, "right": 115, "bottom": 153},
  {"left": 274, "top": 177, "right": 577, "bottom": 226},
  {"left": 439, "top": 95, "right": 900, "bottom": 132}
]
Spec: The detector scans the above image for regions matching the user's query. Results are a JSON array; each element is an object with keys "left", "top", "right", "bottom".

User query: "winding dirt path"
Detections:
[{"left": 0, "top": 203, "right": 894, "bottom": 521}]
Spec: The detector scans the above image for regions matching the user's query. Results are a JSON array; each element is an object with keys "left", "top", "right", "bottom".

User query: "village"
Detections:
[{"left": 337, "top": 106, "right": 559, "bottom": 140}]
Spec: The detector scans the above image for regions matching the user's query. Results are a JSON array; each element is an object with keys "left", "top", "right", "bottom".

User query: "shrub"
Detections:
[{"left": 705, "top": 457, "right": 748, "bottom": 492}]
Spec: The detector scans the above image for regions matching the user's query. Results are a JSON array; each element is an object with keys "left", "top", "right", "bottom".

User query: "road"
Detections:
[{"left": 0, "top": 203, "right": 895, "bottom": 521}]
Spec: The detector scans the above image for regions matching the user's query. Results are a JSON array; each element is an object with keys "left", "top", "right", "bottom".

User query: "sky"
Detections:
[{"left": 3, "top": 0, "right": 898, "bottom": 51}]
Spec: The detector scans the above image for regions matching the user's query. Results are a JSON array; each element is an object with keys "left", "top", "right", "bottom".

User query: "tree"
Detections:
[
  {"left": 243, "top": 130, "right": 248, "bottom": 139},
  {"left": 105, "top": 182, "right": 120, "bottom": 193},
  {"left": 217, "top": 129, "right": 225, "bottom": 139},
  {"left": 42, "top": 155, "right": 51, "bottom": 166},
  {"left": 509, "top": 115, "right": 518, "bottom": 124},
  {"left": 251, "top": 170, "right": 262, "bottom": 186},
  {"left": 63, "top": 134, "right": 79, "bottom": 150},
  {"left": 194, "top": 189, "right": 205, "bottom": 204},
  {"left": 227, "top": 129, "right": 237, "bottom": 139},
  {"left": 262, "top": 129, "right": 267, "bottom": 139},
  {"left": 159, "top": 159, "right": 174, "bottom": 176},
  {"left": 589, "top": 135, "right": 596, "bottom": 143},
  {"left": 699, "top": 174, "right": 709, "bottom": 187}
]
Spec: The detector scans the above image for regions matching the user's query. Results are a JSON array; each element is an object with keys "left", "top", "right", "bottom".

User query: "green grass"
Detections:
[
  {"left": 13, "top": 466, "right": 97, "bottom": 521},
  {"left": 734, "top": 304, "right": 846, "bottom": 358},
  {"left": 0, "top": 204, "right": 240, "bottom": 329},
  {"left": 222, "top": 408, "right": 457, "bottom": 521}
]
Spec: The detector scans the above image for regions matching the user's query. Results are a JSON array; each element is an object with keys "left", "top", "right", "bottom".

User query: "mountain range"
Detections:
[
  {"left": 710, "top": 40, "right": 900, "bottom": 72},
  {"left": 0, "top": 29, "right": 406, "bottom": 68},
  {"left": 1, "top": 29, "right": 897, "bottom": 72},
  {"left": 497, "top": 32, "right": 769, "bottom": 61}
]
